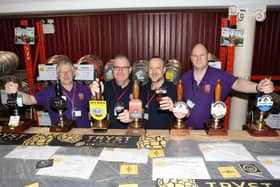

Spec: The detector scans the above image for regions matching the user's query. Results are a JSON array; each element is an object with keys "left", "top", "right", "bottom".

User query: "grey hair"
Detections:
[{"left": 55, "top": 55, "right": 74, "bottom": 74}]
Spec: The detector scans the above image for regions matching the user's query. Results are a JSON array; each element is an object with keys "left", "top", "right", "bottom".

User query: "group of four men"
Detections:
[{"left": 4, "top": 43, "right": 274, "bottom": 130}]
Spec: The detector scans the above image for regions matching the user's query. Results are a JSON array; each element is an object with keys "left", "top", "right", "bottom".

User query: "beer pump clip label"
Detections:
[
  {"left": 135, "top": 70, "right": 148, "bottom": 83},
  {"left": 129, "top": 99, "right": 143, "bottom": 119},
  {"left": 8, "top": 115, "right": 20, "bottom": 128},
  {"left": 173, "top": 101, "right": 189, "bottom": 119},
  {"left": 256, "top": 95, "right": 273, "bottom": 112},
  {"left": 165, "top": 71, "right": 175, "bottom": 82},
  {"left": 211, "top": 101, "right": 227, "bottom": 119},
  {"left": 105, "top": 69, "right": 114, "bottom": 81},
  {"left": 16, "top": 95, "right": 23, "bottom": 107},
  {"left": 90, "top": 100, "right": 107, "bottom": 120}
]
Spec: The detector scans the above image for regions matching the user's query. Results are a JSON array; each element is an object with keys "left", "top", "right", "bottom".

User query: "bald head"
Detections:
[
  {"left": 190, "top": 43, "right": 209, "bottom": 71},
  {"left": 191, "top": 43, "right": 208, "bottom": 56}
]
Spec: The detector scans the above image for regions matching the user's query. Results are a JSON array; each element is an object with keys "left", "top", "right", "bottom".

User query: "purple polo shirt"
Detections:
[
  {"left": 181, "top": 66, "right": 237, "bottom": 129},
  {"left": 33, "top": 82, "right": 91, "bottom": 128}
]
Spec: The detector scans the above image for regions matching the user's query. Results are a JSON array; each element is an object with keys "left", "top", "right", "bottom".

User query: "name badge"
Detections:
[
  {"left": 74, "top": 110, "right": 81, "bottom": 117},
  {"left": 143, "top": 113, "right": 149, "bottom": 120},
  {"left": 186, "top": 99, "right": 195, "bottom": 109}
]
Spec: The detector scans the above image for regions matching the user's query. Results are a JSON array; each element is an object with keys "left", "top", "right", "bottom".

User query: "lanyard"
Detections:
[
  {"left": 145, "top": 91, "right": 156, "bottom": 109},
  {"left": 62, "top": 82, "right": 76, "bottom": 110},
  {"left": 112, "top": 81, "right": 128, "bottom": 101}
]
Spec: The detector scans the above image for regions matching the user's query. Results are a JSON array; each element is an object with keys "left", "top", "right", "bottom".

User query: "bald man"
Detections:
[
  {"left": 140, "top": 56, "right": 176, "bottom": 129},
  {"left": 179, "top": 43, "right": 274, "bottom": 129}
]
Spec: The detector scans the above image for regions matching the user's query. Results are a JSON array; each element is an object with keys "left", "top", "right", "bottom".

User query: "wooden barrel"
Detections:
[
  {"left": 46, "top": 54, "right": 71, "bottom": 64},
  {"left": 76, "top": 54, "right": 103, "bottom": 79},
  {"left": 0, "top": 51, "right": 19, "bottom": 76}
]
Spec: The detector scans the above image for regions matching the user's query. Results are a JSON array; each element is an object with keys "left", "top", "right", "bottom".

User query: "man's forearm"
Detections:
[
  {"left": 232, "top": 79, "right": 258, "bottom": 93},
  {"left": 17, "top": 91, "right": 37, "bottom": 105}
]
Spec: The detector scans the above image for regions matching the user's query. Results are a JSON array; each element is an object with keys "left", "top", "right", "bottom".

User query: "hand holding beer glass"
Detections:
[
  {"left": 115, "top": 101, "right": 131, "bottom": 123},
  {"left": 155, "top": 86, "right": 168, "bottom": 110},
  {"left": 114, "top": 101, "right": 125, "bottom": 117}
]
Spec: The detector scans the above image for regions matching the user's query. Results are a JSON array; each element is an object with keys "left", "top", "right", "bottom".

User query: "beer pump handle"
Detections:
[
  {"left": 94, "top": 78, "right": 101, "bottom": 100},
  {"left": 133, "top": 80, "right": 139, "bottom": 99},
  {"left": 177, "top": 80, "right": 183, "bottom": 102},
  {"left": 215, "top": 79, "right": 222, "bottom": 102},
  {"left": 55, "top": 80, "right": 62, "bottom": 97}
]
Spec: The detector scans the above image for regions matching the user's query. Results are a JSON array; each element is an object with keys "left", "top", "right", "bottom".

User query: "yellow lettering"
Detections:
[
  {"left": 96, "top": 136, "right": 104, "bottom": 140},
  {"left": 248, "top": 182, "right": 258, "bottom": 187},
  {"left": 105, "top": 136, "right": 115, "bottom": 141},
  {"left": 114, "top": 136, "right": 123, "bottom": 143},
  {"left": 220, "top": 182, "right": 232, "bottom": 187},
  {"left": 125, "top": 136, "right": 132, "bottom": 142},
  {"left": 260, "top": 183, "right": 272, "bottom": 187},
  {"left": 205, "top": 182, "right": 217, "bottom": 187},
  {"left": 232, "top": 181, "right": 245, "bottom": 187},
  {"left": 87, "top": 136, "right": 95, "bottom": 141}
]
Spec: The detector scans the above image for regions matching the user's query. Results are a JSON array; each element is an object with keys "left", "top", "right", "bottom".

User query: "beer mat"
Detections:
[
  {"left": 136, "top": 135, "right": 167, "bottom": 149},
  {"left": 0, "top": 132, "right": 140, "bottom": 148},
  {"left": 156, "top": 179, "right": 280, "bottom": 187}
]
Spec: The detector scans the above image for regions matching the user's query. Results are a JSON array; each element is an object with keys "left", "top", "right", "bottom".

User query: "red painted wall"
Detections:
[{"left": 0, "top": 9, "right": 279, "bottom": 75}]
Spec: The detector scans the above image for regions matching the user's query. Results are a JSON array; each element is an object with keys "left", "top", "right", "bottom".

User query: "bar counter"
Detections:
[
  {"left": 0, "top": 127, "right": 280, "bottom": 187},
  {"left": 25, "top": 127, "right": 280, "bottom": 141}
]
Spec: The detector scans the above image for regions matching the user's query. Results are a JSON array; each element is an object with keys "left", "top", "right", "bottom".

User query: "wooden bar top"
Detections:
[{"left": 18, "top": 127, "right": 280, "bottom": 142}]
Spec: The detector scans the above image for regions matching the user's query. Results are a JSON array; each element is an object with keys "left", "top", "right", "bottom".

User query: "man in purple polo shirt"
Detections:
[
  {"left": 182, "top": 43, "right": 274, "bottom": 129},
  {"left": 5, "top": 56, "right": 92, "bottom": 128},
  {"left": 169, "top": 43, "right": 274, "bottom": 129}
]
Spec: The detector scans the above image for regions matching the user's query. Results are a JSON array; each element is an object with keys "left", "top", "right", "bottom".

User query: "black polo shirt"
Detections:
[
  {"left": 140, "top": 80, "right": 176, "bottom": 129},
  {"left": 104, "top": 80, "right": 133, "bottom": 129}
]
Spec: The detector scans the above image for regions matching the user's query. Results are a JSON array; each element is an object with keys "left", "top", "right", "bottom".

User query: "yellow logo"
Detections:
[{"left": 89, "top": 100, "right": 107, "bottom": 120}]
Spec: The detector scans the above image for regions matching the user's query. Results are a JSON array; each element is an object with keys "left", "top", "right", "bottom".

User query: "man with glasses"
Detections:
[
  {"left": 5, "top": 55, "right": 92, "bottom": 128},
  {"left": 167, "top": 43, "right": 274, "bottom": 129},
  {"left": 91, "top": 54, "right": 133, "bottom": 128}
]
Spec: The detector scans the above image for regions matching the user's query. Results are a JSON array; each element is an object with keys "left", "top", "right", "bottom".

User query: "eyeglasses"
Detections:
[{"left": 113, "top": 66, "right": 130, "bottom": 71}]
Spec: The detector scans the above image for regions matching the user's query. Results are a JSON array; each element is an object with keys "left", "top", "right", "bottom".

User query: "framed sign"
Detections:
[
  {"left": 14, "top": 27, "right": 35, "bottom": 45},
  {"left": 221, "top": 28, "right": 244, "bottom": 47}
]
